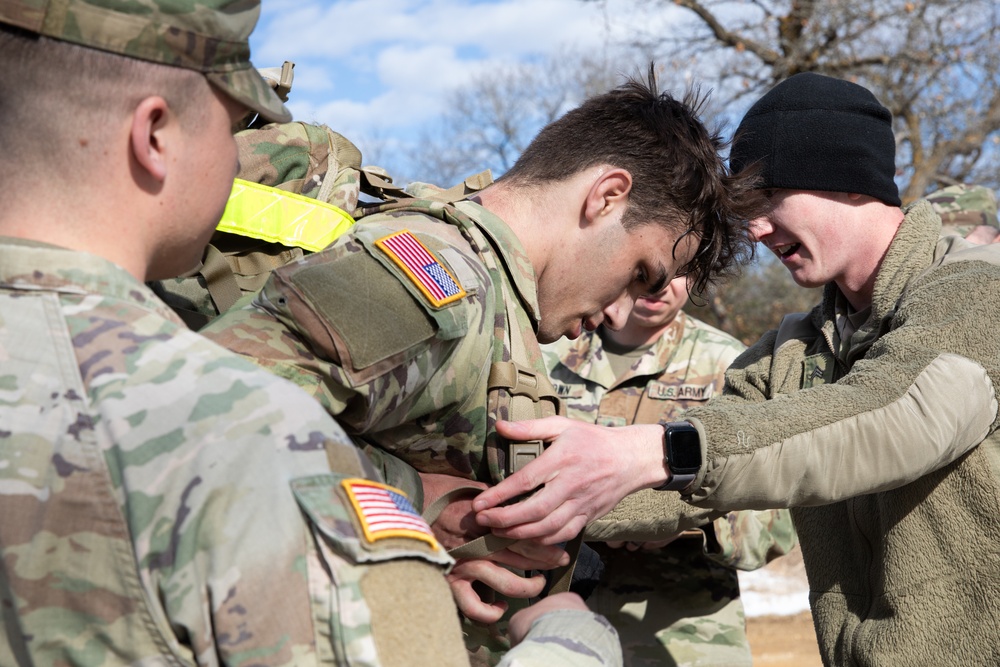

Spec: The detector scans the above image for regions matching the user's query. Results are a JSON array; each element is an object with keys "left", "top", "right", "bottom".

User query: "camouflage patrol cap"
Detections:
[
  {"left": 0, "top": 0, "right": 291, "bottom": 123},
  {"left": 925, "top": 184, "right": 999, "bottom": 237}
]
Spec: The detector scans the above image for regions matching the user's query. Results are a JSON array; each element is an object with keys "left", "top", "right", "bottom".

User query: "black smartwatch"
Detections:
[{"left": 655, "top": 421, "right": 702, "bottom": 491}]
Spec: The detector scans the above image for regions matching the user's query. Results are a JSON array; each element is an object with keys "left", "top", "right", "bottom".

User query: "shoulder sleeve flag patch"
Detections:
[
  {"left": 375, "top": 230, "right": 467, "bottom": 307},
  {"left": 341, "top": 478, "right": 440, "bottom": 549}
]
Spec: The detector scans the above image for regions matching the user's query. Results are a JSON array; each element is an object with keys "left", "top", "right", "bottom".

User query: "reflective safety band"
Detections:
[{"left": 216, "top": 178, "right": 355, "bottom": 253}]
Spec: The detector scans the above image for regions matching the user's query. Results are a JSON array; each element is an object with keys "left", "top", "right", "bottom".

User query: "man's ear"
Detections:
[
  {"left": 583, "top": 167, "right": 633, "bottom": 225},
  {"left": 129, "top": 96, "right": 171, "bottom": 184}
]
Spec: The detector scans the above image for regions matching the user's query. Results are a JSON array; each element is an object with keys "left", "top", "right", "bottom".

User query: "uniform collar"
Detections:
[
  {"left": 551, "top": 312, "right": 689, "bottom": 389},
  {"left": 0, "top": 237, "right": 178, "bottom": 320},
  {"left": 818, "top": 200, "right": 942, "bottom": 357},
  {"left": 455, "top": 200, "right": 541, "bottom": 325}
]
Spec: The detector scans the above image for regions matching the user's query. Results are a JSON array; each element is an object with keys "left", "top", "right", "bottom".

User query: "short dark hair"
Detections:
[
  {"left": 499, "top": 64, "right": 763, "bottom": 293},
  {"left": 0, "top": 25, "right": 208, "bottom": 186}
]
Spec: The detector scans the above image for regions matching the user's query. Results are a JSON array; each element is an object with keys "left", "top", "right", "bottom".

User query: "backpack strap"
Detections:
[
  {"left": 200, "top": 243, "right": 244, "bottom": 315},
  {"left": 425, "top": 170, "right": 494, "bottom": 203}
]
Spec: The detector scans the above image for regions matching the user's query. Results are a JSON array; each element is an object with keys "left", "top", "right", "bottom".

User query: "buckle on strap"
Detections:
[
  {"left": 488, "top": 361, "right": 550, "bottom": 402},
  {"left": 509, "top": 441, "right": 545, "bottom": 474}
]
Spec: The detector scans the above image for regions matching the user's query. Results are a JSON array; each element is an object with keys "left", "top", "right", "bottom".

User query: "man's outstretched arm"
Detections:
[{"left": 473, "top": 418, "right": 668, "bottom": 544}]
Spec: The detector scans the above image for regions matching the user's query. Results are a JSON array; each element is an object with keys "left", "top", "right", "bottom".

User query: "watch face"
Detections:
[{"left": 668, "top": 427, "right": 701, "bottom": 472}]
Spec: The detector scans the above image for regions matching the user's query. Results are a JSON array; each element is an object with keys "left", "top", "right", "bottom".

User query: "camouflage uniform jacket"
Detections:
[
  {"left": 0, "top": 238, "right": 620, "bottom": 667},
  {"left": 543, "top": 311, "right": 796, "bottom": 570},
  {"left": 683, "top": 201, "right": 1000, "bottom": 666},
  {"left": 202, "top": 196, "right": 550, "bottom": 490}
]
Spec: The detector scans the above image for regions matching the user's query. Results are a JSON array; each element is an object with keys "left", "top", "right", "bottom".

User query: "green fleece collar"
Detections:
[{"left": 816, "top": 201, "right": 941, "bottom": 358}]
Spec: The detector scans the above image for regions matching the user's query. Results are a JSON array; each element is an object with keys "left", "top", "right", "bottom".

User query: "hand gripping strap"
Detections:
[{"left": 421, "top": 485, "right": 582, "bottom": 596}]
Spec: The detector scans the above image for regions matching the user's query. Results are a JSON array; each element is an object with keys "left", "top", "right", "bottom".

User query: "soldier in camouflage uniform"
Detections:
[
  {"left": 201, "top": 70, "right": 764, "bottom": 662},
  {"left": 926, "top": 183, "right": 1000, "bottom": 244},
  {"left": 544, "top": 277, "right": 796, "bottom": 667},
  {"left": 0, "top": 2, "right": 624, "bottom": 665}
]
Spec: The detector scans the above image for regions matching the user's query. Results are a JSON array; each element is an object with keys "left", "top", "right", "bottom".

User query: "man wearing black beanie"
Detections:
[{"left": 472, "top": 72, "right": 1000, "bottom": 667}]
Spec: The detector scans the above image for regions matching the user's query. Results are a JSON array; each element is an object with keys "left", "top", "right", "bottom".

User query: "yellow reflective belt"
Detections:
[{"left": 216, "top": 178, "right": 355, "bottom": 253}]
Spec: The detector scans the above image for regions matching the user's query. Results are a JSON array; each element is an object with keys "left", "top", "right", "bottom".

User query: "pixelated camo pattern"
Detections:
[
  {"left": 543, "top": 313, "right": 797, "bottom": 666},
  {"left": 235, "top": 121, "right": 364, "bottom": 215},
  {"left": 203, "top": 197, "right": 543, "bottom": 486},
  {"left": 925, "top": 184, "right": 998, "bottom": 236},
  {"left": 0, "top": 239, "right": 474, "bottom": 666},
  {"left": 151, "top": 121, "right": 366, "bottom": 322},
  {"left": 201, "top": 198, "right": 556, "bottom": 665}
]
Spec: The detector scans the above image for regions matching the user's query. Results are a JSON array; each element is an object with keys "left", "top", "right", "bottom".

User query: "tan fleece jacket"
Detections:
[{"left": 684, "top": 201, "right": 1000, "bottom": 666}]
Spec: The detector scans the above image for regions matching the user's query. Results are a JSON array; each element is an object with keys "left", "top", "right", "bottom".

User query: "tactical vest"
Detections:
[
  {"left": 354, "top": 193, "right": 564, "bottom": 482},
  {"left": 350, "top": 194, "right": 588, "bottom": 594}
]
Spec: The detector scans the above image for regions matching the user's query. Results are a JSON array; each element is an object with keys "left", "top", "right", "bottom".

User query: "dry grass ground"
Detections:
[
  {"left": 747, "top": 611, "right": 823, "bottom": 667},
  {"left": 741, "top": 546, "right": 824, "bottom": 666}
]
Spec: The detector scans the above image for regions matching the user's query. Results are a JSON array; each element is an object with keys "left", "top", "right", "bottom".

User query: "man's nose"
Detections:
[
  {"left": 603, "top": 291, "right": 635, "bottom": 331},
  {"left": 748, "top": 215, "right": 773, "bottom": 242}
]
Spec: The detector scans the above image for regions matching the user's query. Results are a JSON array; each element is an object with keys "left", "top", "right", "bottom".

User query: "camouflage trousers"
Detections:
[{"left": 587, "top": 537, "right": 752, "bottom": 667}]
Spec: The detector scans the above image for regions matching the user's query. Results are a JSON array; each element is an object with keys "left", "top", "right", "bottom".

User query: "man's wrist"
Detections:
[{"left": 634, "top": 423, "right": 672, "bottom": 490}]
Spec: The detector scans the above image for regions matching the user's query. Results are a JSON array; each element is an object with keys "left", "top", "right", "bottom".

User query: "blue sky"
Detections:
[{"left": 249, "top": 0, "right": 683, "bottom": 155}]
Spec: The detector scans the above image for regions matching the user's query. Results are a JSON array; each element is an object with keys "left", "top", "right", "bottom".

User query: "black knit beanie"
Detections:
[{"left": 730, "top": 72, "right": 901, "bottom": 207}]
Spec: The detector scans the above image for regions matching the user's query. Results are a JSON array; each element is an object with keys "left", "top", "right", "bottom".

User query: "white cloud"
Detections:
[{"left": 250, "top": 0, "right": 684, "bottom": 142}]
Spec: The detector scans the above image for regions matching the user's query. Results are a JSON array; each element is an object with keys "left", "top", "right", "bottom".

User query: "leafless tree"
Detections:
[
  {"left": 606, "top": 0, "right": 1000, "bottom": 202},
  {"left": 690, "top": 253, "right": 822, "bottom": 345},
  {"left": 402, "top": 51, "right": 635, "bottom": 185}
]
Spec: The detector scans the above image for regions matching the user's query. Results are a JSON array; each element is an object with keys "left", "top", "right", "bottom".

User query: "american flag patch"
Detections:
[
  {"left": 375, "top": 230, "right": 466, "bottom": 307},
  {"left": 341, "top": 478, "right": 440, "bottom": 549}
]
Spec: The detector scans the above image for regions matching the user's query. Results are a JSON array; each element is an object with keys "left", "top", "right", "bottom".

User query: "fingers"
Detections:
[
  {"left": 471, "top": 417, "right": 577, "bottom": 512},
  {"left": 487, "top": 541, "right": 569, "bottom": 571},
  {"left": 494, "top": 416, "right": 570, "bottom": 443},
  {"left": 476, "top": 478, "right": 590, "bottom": 544},
  {"left": 508, "top": 592, "right": 588, "bottom": 646},
  {"left": 445, "top": 560, "right": 546, "bottom": 624},
  {"left": 472, "top": 461, "right": 550, "bottom": 514},
  {"left": 447, "top": 576, "right": 508, "bottom": 624},
  {"left": 428, "top": 498, "right": 488, "bottom": 549},
  {"left": 445, "top": 546, "right": 563, "bottom": 623},
  {"left": 455, "top": 560, "right": 546, "bottom": 599}
]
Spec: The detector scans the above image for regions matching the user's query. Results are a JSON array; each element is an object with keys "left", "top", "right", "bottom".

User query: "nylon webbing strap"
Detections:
[
  {"left": 421, "top": 485, "right": 520, "bottom": 558},
  {"left": 217, "top": 178, "right": 356, "bottom": 253},
  {"left": 424, "top": 170, "right": 494, "bottom": 203},
  {"left": 546, "top": 533, "right": 583, "bottom": 595},
  {"left": 360, "top": 169, "right": 411, "bottom": 202},
  {"left": 488, "top": 360, "right": 562, "bottom": 475},
  {"left": 200, "top": 244, "right": 243, "bottom": 314}
]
